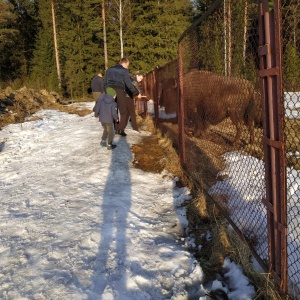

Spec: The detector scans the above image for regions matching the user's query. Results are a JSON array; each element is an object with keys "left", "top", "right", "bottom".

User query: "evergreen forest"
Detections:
[
  {"left": 0, "top": 0, "right": 204, "bottom": 98},
  {"left": 1, "top": 0, "right": 300, "bottom": 98}
]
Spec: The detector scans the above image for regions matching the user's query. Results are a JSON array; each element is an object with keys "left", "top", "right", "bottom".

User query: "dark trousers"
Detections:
[
  {"left": 108, "top": 86, "right": 127, "bottom": 131},
  {"left": 101, "top": 123, "right": 114, "bottom": 145},
  {"left": 125, "top": 96, "right": 138, "bottom": 131}
]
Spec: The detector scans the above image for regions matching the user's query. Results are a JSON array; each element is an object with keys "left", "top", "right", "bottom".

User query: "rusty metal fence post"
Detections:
[
  {"left": 152, "top": 70, "right": 159, "bottom": 127},
  {"left": 258, "top": 0, "right": 288, "bottom": 294},
  {"left": 178, "top": 42, "right": 186, "bottom": 165},
  {"left": 142, "top": 0, "right": 299, "bottom": 296}
]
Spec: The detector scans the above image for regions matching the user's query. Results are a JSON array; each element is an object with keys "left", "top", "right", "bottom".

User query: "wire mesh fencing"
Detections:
[
  {"left": 281, "top": 0, "right": 300, "bottom": 297},
  {"left": 142, "top": 0, "right": 300, "bottom": 298},
  {"left": 151, "top": 60, "right": 179, "bottom": 143},
  {"left": 177, "top": 0, "right": 269, "bottom": 277}
]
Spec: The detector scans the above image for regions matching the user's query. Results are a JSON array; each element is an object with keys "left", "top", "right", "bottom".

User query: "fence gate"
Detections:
[{"left": 258, "top": 0, "right": 288, "bottom": 294}]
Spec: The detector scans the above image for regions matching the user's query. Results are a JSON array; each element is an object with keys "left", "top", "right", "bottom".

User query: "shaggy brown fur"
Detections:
[{"left": 183, "top": 70, "right": 261, "bottom": 144}]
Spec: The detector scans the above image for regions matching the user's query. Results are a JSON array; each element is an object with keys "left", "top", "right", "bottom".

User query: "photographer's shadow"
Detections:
[{"left": 87, "top": 136, "right": 132, "bottom": 299}]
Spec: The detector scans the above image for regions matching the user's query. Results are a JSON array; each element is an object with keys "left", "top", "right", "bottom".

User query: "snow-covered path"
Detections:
[{"left": 0, "top": 103, "right": 204, "bottom": 300}]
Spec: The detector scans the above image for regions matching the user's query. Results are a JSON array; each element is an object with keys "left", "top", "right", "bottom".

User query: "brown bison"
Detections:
[{"left": 182, "top": 70, "right": 261, "bottom": 144}]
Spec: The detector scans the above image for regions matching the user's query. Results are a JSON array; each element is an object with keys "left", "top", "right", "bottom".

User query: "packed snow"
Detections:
[
  {"left": 284, "top": 92, "right": 300, "bottom": 119},
  {"left": 0, "top": 101, "right": 256, "bottom": 299},
  {"left": 209, "top": 151, "right": 300, "bottom": 298}
]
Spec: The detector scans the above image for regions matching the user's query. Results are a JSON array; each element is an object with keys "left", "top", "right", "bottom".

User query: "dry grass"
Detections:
[
  {"left": 186, "top": 191, "right": 287, "bottom": 300},
  {"left": 57, "top": 103, "right": 92, "bottom": 117},
  {"left": 132, "top": 115, "right": 288, "bottom": 300},
  {"left": 131, "top": 135, "right": 166, "bottom": 173},
  {"left": 226, "top": 227, "right": 285, "bottom": 300},
  {"left": 133, "top": 114, "right": 191, "bottom": 188},
  {"left": 186, "top": 192, "right": 231, "bottom": 277},
  {"left": 0, "top": 88, "right": 92, "bottom": 129}
]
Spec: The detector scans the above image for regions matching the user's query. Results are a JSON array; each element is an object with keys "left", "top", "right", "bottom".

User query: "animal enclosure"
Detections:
[{"left": 143, "top": 0, "right": 300, "bottom": 298}]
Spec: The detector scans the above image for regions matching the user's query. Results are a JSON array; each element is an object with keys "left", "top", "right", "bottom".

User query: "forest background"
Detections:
[
  {"left": 1, "top": 0, "right": 299, "bottom": 98},
  {"left": 0, "top": 0, "right": 215, "bottom": 98}
]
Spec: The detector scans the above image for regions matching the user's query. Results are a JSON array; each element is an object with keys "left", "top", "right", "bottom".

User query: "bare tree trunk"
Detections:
[
  {"left": 224, "top": 0, "right": 227, "bottom": 76},
  {"left": 119, "top": 0, "right": 123, "bottom": 57},
  {"left": 102, "top": 0, "right": 108, "bottom": 70},
  {"left": 51, "top": 0, "right": 61, "bottom": 89},
  {"left": 227, "top": 0, "right": 232, "bottom": 76},
  {"left": 110, "top": 0, "right": 128, "bottom": 58},
  {"left": 243, "top": 0, "right": 248, "bottom": 67},
  {"left": 292, "top": 3, "right": 300, "bottom": 48}
]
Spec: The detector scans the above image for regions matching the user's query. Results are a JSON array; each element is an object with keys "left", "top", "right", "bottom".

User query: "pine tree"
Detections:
[
  {"left": 29, "top": 0, "right": 58, "bottom": 91},
  {"left": 30, "top": 0, "right": 105, "bottom": 97},
  {"left": 284, "top": 45, "right": 300, "bottom": 91},
  {"left": 0, "top": 1, "right": 19, "bottom": 82},
  {"left": 2, "top": 0, "right": 201, "bottom": 96},
  {"left": 0, "top": 2, "right": 19, "bottom": 51},
  {"left": 282, "top": 0, "right": 300, "bottom": 91},
  {"left": 125, "top": 0, "right": 193, "bottom": 73},
  {"left": 51, "top": 0, "right": 62, "bottom": 89},
  {"left": 1, "top": 0, "right": 38, "bottom": 84}
]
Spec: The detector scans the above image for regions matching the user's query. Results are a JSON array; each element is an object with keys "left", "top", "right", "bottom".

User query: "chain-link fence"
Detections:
[
  {"left": 141, "top": 0, "right": 300, "bottom": 298},
  {"left": 178, "top": 0, "right": 269, "bottom": 287},
  {"left": 281, "top": 0, "right": 300, "bottom": 297}
]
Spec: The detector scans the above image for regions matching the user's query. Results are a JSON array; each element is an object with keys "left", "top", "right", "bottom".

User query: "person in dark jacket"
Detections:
[
  {"left": 132, "top": 71, "right": 144, "bottom": 94},
  {"left": 124, "top": 72, "right": 144, "bottom": 132},
  {"left": 104, "top": 57, "right": 141, "bottom": 136},
  {"left": 91, "top": 71, "right": 104, "bottom": 101},
  {"left": 94, "top": 87, "right": 119, "bottom": 150},
  {"left": 133, "top": 71, "right": 148, "bottom": 118}
]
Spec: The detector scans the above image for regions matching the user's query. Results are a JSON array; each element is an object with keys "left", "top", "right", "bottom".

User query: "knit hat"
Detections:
[{"left": 106, "top": 87, "right": 116, "bottom": 98}]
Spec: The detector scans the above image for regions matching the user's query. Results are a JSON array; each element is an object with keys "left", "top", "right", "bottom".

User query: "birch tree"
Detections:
[
  {"left": 102, "top": 0, "right": 108, "bottom": 69},
  {"left": 107, "top": 0, "right": 131, "bottom": 58},
  {"left": 224, "top": 0, "right": 227, "bottom": 75},
  {"left": 51, "top": 0, "right": 61, "bottom": 89},
  {"left": 226, "top": 0, "right": 232, "bottom": 76},
  {"left": 243, "top": 0, "right": 248, "bottom": 67}
]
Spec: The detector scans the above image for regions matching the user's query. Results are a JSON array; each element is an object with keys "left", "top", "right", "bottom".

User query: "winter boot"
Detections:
[
  {"left": 107, "top": 144, "right": 117, "bottom": 150},
  {"left": 100, "top": 140, "right": 107, "bottom": 147}
]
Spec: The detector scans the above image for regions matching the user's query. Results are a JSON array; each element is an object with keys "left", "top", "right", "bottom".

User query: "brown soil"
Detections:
[{"left": 0, "top": 87, "right": 92, "bottom": 130}]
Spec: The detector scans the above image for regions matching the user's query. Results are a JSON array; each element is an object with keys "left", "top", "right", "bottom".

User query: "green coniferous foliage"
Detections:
[
  {"left": 126, "top": 0, "right": 193, "bottom": 73},
  {"left": 211, "top": 36, "right": 224, "bottom": 74},
  {"left": 1, "top": 0, "right": 38, "bottom": 84},
  {"left": 9, "top": 0, "right": 39, "bottom": 76},
  {"left": 0, "top": 1, "right": 18, "bottom": 43},
  {"left": 101, "top": 1, "right": 124, "bottom": 68},
  {"left": 0, "top": 1, "right": 19, "bottom": 83},
  {"left": 30, "top": 0, "right": 105, "bottom": 97},
  {"left": 191, "top": 0, "right": 215, "bottom": 20},
  {"left": 197, "top": 10, "right": 223, "bottom": 72},
  {"left": 283, "top": 44, "right": 300, "bottom": 91},
  {"left": 282, "top": 1, "right": 300, "bottom": 91},
  {"left": 2, "top": 0, "right": 206, "bottom": 95},
  {"left": 57, "top": 0, "right": 105, "bottom": 97},
  {"left": 230, "top": 2, "right": 246, "bottom": 77},
  {"left": 29, "top": 0, "right": 58, "bottom": 91}
]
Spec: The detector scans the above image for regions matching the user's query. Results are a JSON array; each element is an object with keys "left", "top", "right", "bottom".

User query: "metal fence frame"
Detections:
[
  {"left": 142, "top": 0, "right": 298, "bottom": 297},
  {"left": 258, "top": 0, "right": 288, "bottom": 293}
]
